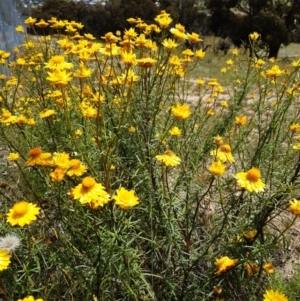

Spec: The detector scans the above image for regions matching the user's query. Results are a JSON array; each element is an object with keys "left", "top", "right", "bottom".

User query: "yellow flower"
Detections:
[
  {"left": 235, "top": 167, "right": 266, "bottom": 193},
  {"left": 0, "top": 249, "right": 11, "bottom": 271},
  {"left": 74, "top": 62, "right": 93, "bottom": 79},
  {"left": 25, "top": 147, "right": 52, "bottom": 167},
  {"left": 244, "top": 229, "right": 257, "bottom": 242},
  {"left": 46, "top": 69, "right": 73, "bottom": 87},
  {"left": 221, "top": 67, "right": 227, "bottom": 73},
  {"left": 7, "top": 152, "right": 20, "bottom": 161},
  {"left": 266, "top": 65, "right": 284, "bottom": 79},
  {"left": 187, "top": 32, "right": 202, "bottom": 43},
  {"left": 124, "top": 27, "right": 138, "bottom": 40},
  {"left": 214, "top": 256, "right": 238, "bottom": 276},
  {"left": 156, "top": 150, "right": 181, "bottom": 167},
  {"left": 66, "top": 159, "right": 87, "bottom": 177},
  {"left": 3, "top": 113, "right": 16, "bottom": 124},
  {"left": 197, "top": 78, "right": 205, "bottom": 85},
  {"left": 263, "top": 290, "right": 288, "bottom": 301},
  {"left": 15, "top": 25, "right": 24, "bottom": 33},
  {"left": 121, "top": 50, "right": 137, "bottom": 67},
  {"left": 128, "top": 126, "right": 136, "bottom": 133},
  {"left": 235, "top": 115, "right": 247, "bottom": 126},
  {"left": 162, "top": 38, "right": 179, "bottom": 50},
  {"left": 289, "top": 199, "right": 300, "bottom": 216},
  {"left": 39, "top": 109, "right": 56, "bottom": 119},
  {"left": 113, "top": 187, "right": 139, "bottom": 209},
  {"left": 171, "top": 103, "right": 191, "bottom": 120},
  {"left": 52, "top": 152, "right": 70, "bottom": 170},
  {"left": 155, "top": 11, "right": 173, "bottom": 28},
  {"left": 255, "top": 58, "right": 265, "bottom": 68},
  {"left": 232, "top": 48, "right": 239, "bottom": 55},
  {"left": 137, "top": 57, "right": 157, "bottom": 68},
  {"left": 72, "top": 176, "right": 110, "bottom": 207},
  {"left": 50, "top": 167, "right": 66, "bottom": 182},
  {"left": 17, "top": 296, "right": 43, "bottom": 301},
  {"left": 169, "top": 55, "right": 181, "bottom": 66},
  {"left": 169, "top": 126, "right": 182, "bottom": 137},
  {"left": 24, "top": 17, "right": 37, "bottom": 26},
  {"left": 35, "top": 19, "right": 49, "bottom": 28},
  {"left": 290, "top": 123, "right": 300, "bottom": 134},
  {"left": 75, "top": 129, "right": 83, "bottom": 137},
  {"left": 244, "top": 262, "right": 259, "bottom": 277},
  {"left": 208, "top": 161, "right": 226, "bottom": 177},
  {"left": 45, "top": 55, "right": 73, "bottom": 70},
  {"left": 220, "top": 101, "right": 228, "bottom": 108},
  {"left": 213, "top": 135, "right": 223, "bottom": 146},
  {"left": 7, "top": 201, "right": 40, "bottom": 226},
  {"left": 263, "top": 262, "right": 275, "bottom": 274},
  {"left": 226, "top": 59, "right": 233, "bottom": 66},
  {"left": 210, "top": 144, "right": 235, "bottom": 163},
  {"left": 170, "top": 27, "right": 187, "bottom": 40},
  {"left": 249, "top": 31, "right": 260, "bottom": 41}
]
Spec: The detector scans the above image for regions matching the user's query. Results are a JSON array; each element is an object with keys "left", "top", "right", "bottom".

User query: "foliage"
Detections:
[
  {"left": 206, "top": 0, "right": 300, "bottom": 58},
  {"left": 1, "top": 11, "right": 300, "bottom": 301}
]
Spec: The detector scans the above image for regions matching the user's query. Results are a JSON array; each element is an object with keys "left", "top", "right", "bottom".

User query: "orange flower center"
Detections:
[
  {"left": 29, "top": 147, "right": 42, "bottom": 157},
  {"left": 164, "top": 150, "right": 174, "bottom": 156},
  {"left": 70, "top": 159, "right": 81, "bottom": 169},
  {"left": 220, "top": 144, "right": 231, "bottom": 153},
  {"left": 13, "top": 201, "right": 29, "bottom": 218},
  {"left": 246, "top": 167, "right": 260, "bottom": 182},
  {"left": 3, "top": 112, "right": 12, "bottom": 119},
  {"left": 82, "top": 176, "right": 96, "bottom": 189}
]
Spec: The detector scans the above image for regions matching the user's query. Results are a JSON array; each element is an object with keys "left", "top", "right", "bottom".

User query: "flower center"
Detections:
[
  {"left": 220, "top": 144, "right": 231, "bottom": 153},
  {"left": 29, "top": 147, "right": 42, "bottom": 157},
  {"left": 246, "top": 167, "right": 260, "bottom": 182},
  {"left": 82, "top": 176, "right": 96, "bottom": 189},
  {"left": 13, "top": 201, "right": 29, "bottom": 218},
  {"left": 70, "top": 159, "right": 81, "bottom": 169},
  {"left": 3, "top": 112, "right": 12, "bottom": 119},
  {"left": 164, "top": 150, "right": 174, "bottom": 156},
  {"left": 52, "top": 55, "right": 64, "bottom": 64}
]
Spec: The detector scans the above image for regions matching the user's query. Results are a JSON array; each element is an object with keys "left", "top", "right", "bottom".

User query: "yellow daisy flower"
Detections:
[
  {"left": 263, "top": 290, "right": 288, "bottom": 301},
  {"left": 50, "top": 167, "right": 66, "bottom": 183},
  {"left": 214, "top": 256, "right": 238, "bottom": 276},
  {"left": 263, "top": 262, "right": 275, "bottom": 274},
  {"left": 66, "top": 159, "right": 87, "bottom": 177},
  {"left": 72, "top": 176, "right": 110, "bottom": 207},
  {"left": 235, "top": 115, "right": 247, "bottom": 126},
  {"left": 208, "top": 161, "right": 226, "bottom": 177},
  {"left": 155, "top": 150, "right": 181, "bottom": 167},
  {"left": 46, "top": 69, "right": 73, "bottom": 87},
  {"left": 170, "top": 103, "right": 191, "bottom": 120},
  {"left": 244, "top": 262, "right": 259, "bottom": 277},
  {"left": 7, "top": 201, "right": 40, "bottom": 226},
  {"left": 235, "top": 167, "right": 266, "bottom": 193},
  {"left": 113, "top": 187, "right": 139, "bottom": 209},
  {"left": 25, "top": 147, "right": 52, "bottom": 167},
  {"left": 211, "top": 144, "right": 235, "bottom": 163},
  {"left": 169, "top": 126, "right": 182, "bottom": 137},
  {"left": 0, "top": 249, "right": 11, "bottom": 271},
  {"left": 249, "top": 31, "right": 260, "bottom": 41},
  {"left": 289, "top": 199, "right": 300, "bottom": 216},
  {"left": 7, "top": 152, "right": 20, "bottom": 161}
]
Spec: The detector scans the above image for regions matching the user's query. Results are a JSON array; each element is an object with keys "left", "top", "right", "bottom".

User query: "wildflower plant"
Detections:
[{"left": 0, "top": 12, "right": 300, "bottom": 300}]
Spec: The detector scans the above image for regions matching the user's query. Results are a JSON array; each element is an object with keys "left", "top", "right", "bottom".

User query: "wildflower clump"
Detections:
[{"left": 0, "top": 11, "right": 299, "bottom": 301}]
